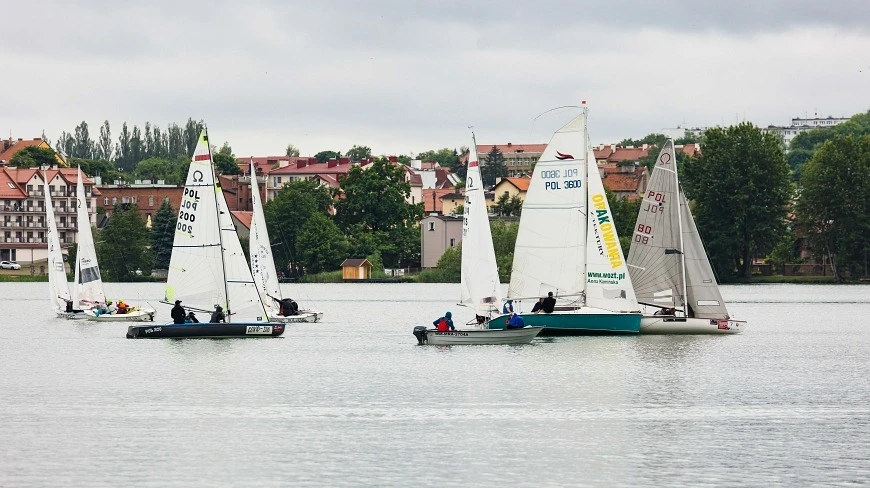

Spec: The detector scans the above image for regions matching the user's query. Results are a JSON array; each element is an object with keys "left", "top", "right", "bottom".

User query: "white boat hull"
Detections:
[
  {"left": 640, "top": 316, "right": 745, "bottom": 335},
  {"left": 84, "top": 309, "right": 156, "bottom": 322},
  {"left": 418, "top": 326, "right": 543, "bottom": 345},
  {"left": 57, "top": 310, "right": 90, "bottom": 320},
  {"left": 267, "top": 309, "right": 322, "bottom": 323}
]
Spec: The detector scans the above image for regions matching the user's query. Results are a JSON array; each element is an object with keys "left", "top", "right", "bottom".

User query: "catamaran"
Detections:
[
  {"left": 413, "top": 134, "right": 542, "bottom": 345},
  {"left": 127, "top": 130, "right": 284, "bottom": 338},
  {"left": 627, "top": 140, "right": 745, "bottom": 334},
  {"left": 490, "top": 104, "right": 642, "bottom": 334},
  {"left": 248, "top": 161, "right": 323, "bottom": 323}
]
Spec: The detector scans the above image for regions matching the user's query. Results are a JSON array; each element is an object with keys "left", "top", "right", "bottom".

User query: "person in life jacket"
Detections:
[{"left": 432, "top": 311, "right": 455, "bottom": 332}]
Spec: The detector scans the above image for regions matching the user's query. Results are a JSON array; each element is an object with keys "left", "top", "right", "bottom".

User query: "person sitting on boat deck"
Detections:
[
  {"left": 530, "top": 297, "right": 545, "bottom": 313},
  {"left": 502, "top": 299, "right": 514, "bottom": 314},
  {"left": 542, "top": 292, "right": 556, "bottom": 314},
  {"left": 185, "top": 311, "right": 199, "bottom": 324},
  {"left": 433, "top": 311, "right": 455, "bottom": 332},
  {"left": 106, "top": 300, "right": 117, "bottom": 314},
  {"left": 94, "top": 301, "right": 108, "bottom": 316},
  {"left": 506, "top": 313, "right": 526, "bottom": 329},
  {"left": 116, "top": 300, "right": 129, "bottom": 314},
  {"left": 210, "top": 305, "right": 226, "bottom": 323},
  {"left": 171, "top": 300, "right": 186, "bottom": 324},
  {"left": 278, "top": 297, "right": 299, "bottom": 316}
]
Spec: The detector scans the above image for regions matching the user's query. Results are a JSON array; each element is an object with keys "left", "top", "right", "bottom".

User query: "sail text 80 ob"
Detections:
[{"left": 164, "top": 130, "right": 267, "bottom": 323}]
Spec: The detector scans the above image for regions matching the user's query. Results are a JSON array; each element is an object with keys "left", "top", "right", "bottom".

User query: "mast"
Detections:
[
  {"left": 581, "top": 102, "right": 589, "bottom": 306},
  {"left": 206, "top": 128, "right": 232, "bottom": 322},
  {"left": 672, "top": 140, "right": 689, "bottom": 317}
]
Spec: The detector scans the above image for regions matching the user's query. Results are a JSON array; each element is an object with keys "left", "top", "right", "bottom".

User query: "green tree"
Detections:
[
  {"left": 490, "top": 219, "right": 519, "bottom": 282},
  {"left": 264, "top": 179, "right": 334, "bottom": 273},
  {"left": 492, "top": 191, "right": 521, "bottom": 217},
  {"left": 682, "top": 123, "right": 792, "bottom": 280},
  {"left": 285, "top": 144, "right": 300, "bottom": 157},
  {"left": 213, "top": 152, "right": 242, "bottom": 175},
  {"left": 97, "top": 204, "right": 153, "bottom": 281},
  {"left": 133, "top": 157, "right": 175, "bottom": 182},
  {"left": 97, "top": 120, "right": 112, "bottom": 161},
  {"left": 334, "top": 159, "right": 423, "bottom": 267},
  {"left": 10, "top": 146, "right": 58, "bottom": 168},
  {"left": 433, "top": 245, "right": 461, "bottom": 282},
  {"left": 296, "top": 213, "right": 349, "bottom": 273},
  {"left": 150, "top": 199, "right": 177, "bottom": 269},
  {"left": 481, "top": 146, "right": 507, "bottom": 188},
  {"left": 314, "top": 150, "right": 341, "bottom": 164},
  {"left": 346, "top": 145, "right": 372, "bottom": 162},
  {"left": 69, "top": 158, "right": 124, "bottom": 183},
  {"left": 417, "top": 147, "right": 461, "bottom": 174},
  {"left": 795, "top": 134, "right": 870, "bottom": 280},
  {"left": 606, "top": 188, "right": 641, "bottom": 255}
]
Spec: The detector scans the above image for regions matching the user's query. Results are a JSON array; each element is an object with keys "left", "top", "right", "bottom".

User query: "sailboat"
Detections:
[
  {"left": 73, "top": 169, "right": 155, "bottom": 322},
  {"left": 248, "top": 161, "right": 323, "bottom": 323},
  {"left": 127, "top": 130, "right": 284, "bottom": 338},
  {"left": 45, "top": 170, "right": 77, "bottom": 319},
  {"left": 490, "top": 104, "right": 642, "bottom": 334},
  {"left": 626, "top": 140, "right": 745, "bottom": 334},
  {"left": 413, "top": 134, "right": 542, "bottom": 345}
]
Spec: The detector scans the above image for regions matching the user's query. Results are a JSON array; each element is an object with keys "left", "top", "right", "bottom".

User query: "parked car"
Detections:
[{"left": 0, "top": 260, "right": 21, "bottom": 270}]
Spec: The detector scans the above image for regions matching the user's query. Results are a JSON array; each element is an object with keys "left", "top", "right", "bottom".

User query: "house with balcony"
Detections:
[
  {"left": 0, "top": 138, "right": 66, "bottom": 166},
  {"left": 0, "top": 167, "right": 98, "bottom": 266}
]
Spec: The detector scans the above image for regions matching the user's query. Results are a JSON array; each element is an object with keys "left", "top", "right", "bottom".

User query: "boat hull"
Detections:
[
  {"left": 488, "top": 309, "right": 641, "bottom": 335},
  {"left": 640, "top": 316, "right": 745, "bottom": 335},
  {"left": 126, "top": 322, "right": 285, "bottom": 339},
  {"left": 85, "top": 309, "right": 156, "bottom": 322},
  {"left": 267, "top": 309, "right": 323, "bottom": 323},
  {"left": 415, "top": 326, "right": 542, "bottom": 345}
]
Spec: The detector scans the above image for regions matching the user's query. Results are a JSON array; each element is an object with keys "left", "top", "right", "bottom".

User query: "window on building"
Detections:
[
  {"left": 38, "top": 232, "right": 44, "bottom": 240},
  {"left": 27, "top": 185, "right": 33, "bottom": 191},
  {"left": 104, "top": 197, "right": 108, "bottom": 206},
  {"left": 7, "top": 183, "right": 14, "bottom": 189},
  {"left": 122, "top": 196, "right": 129, "bottom": 203},
  {"left": 112, "top": 197, "right": 117, "bottom": 205},
  {"left": 149, "top": 196, "right": 154, "bottom": 207},
  {"left": 450, "top": 238, "right": 455, "bottom": 247},
  {"left": 428, "top": 222, "right": 435, "bottom": 231}
]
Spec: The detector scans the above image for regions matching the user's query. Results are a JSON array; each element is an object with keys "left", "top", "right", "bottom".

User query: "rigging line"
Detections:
[{"left": 527, "top": 105, "right": 583, "bottom": 141}]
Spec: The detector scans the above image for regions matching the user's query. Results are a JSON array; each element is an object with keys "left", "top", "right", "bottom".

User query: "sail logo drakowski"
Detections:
[
  {"left": 555, "top": 151, "right": 574, "bottom": 160},
  {"left": 590, "top": 193, "right": 623, "bottom": 269}
]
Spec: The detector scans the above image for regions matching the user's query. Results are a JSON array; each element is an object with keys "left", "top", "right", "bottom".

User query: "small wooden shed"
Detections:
[{"left": 341, "top": 258, "right": 373, "bottom": 280}]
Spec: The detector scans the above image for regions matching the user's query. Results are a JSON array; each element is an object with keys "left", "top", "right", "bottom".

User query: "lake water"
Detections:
[{"left": 0, "top": 282, "right": 868, "bottom": 487}]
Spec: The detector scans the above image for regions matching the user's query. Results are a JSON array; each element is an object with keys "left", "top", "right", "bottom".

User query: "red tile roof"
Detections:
[
  {"left": 0, "top": 167, "right": 100, "bottom": 197},
  {"left": 0, "top": 138, "right": 52, "bottom": 162},
  {"left": 602, "top": 173, "right": 644, "bottom": 192},
  {"left": 235, "top": 156, "right": 315, "bottom": 175},
  {"left": 269, "top": 158, "right": 358, "bottom": 176},
  {"left": 230, "top": 210, "right": 253, "bottom": 230},
  {"left": 477, "top": 143, "right": 547, "bottom": 154},
  {"left": 494, "top": 177, "right": 530, "bottom": 193},
  {"left": 422, "top": 188, "right": 457, "bottom": 213}
]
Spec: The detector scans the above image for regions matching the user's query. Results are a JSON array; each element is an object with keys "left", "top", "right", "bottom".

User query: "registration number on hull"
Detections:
[{"left": 246, "top": 325, "right": 273, "bottom": 335}]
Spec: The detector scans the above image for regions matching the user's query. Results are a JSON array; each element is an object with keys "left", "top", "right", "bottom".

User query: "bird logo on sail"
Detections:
[{"left": 555, "top": 151, "right": 574, "bottom": 160}]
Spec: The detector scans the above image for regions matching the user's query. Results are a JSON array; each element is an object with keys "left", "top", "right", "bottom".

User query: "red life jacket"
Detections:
[{"left": 436, "top": 318, "right": 449, "bottom": 332}]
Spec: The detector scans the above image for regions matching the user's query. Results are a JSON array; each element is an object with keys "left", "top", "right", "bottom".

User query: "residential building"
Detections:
[
  {"left": 0, "top": 138, "right": 66, "bottom": 166},
  {"left": 473, "top": 143, "right": 547, "bottom": 178},
  {"left": 420, "top": 214, "right": 463, "bottom": 268},
  {"left": 96, "top": 179, "right": 183, "bottom": 222},
  {"left": 0, "top": 166, "right": 98, "bottom": 266},
  {"left": 218, "top": 174, "right": 267, "bottom": 212},
  {"left": 491, "top": 177, "right": 530, "bottom": 203},
  {"left": 764, "top": 114, "right": 850, "bottom": 148},
  {"left": 437, "top": 189, "right": 495, "bottom": 216},
  {"left": 230, "top": 211, "right": 253, "bottom": 240}
]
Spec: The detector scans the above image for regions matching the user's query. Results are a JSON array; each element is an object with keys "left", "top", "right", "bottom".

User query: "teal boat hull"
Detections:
[{"left": 488, "top": 310, "right": 641, "bottom": 336}]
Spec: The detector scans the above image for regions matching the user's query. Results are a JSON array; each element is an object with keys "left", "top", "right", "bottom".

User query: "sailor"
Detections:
[
  {"left": 502, "top": 299, "right": 514, "bottom": 314},
  {"left": 210, "top": 305, "right": 226, "bottom": 323},
  {"left": 433, "top": 311, "right": 455, "bottom": 331},
  {"left": 185, "top": 311, "right": 199, "bottom": 324},
  {"left": 542, "top": 292, "right": 556, "bottom": 314},
  {"left": 171, "top": 300, "right": 186, "bottom": 324},
  {"left": 506, "top": 313, "right": 526, "bottom": 329}
]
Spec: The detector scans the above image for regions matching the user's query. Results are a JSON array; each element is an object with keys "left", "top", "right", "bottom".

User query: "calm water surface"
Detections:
[{"left": 0, "top": 282, "right": 868, "bottom": 487}]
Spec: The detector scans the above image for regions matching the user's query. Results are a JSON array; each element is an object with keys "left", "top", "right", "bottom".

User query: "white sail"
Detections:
[
  {"left": 72, "top": 169, "right": 105, "bottom": 308},
  {"left": 627, "top": 140, "right": 728, "bottom": 319},
  {"left": 45, "top": 172, "right": 71, "bottom": 311},
  {"left": 680, "top": 191, "right": 729, "bottom": 318},
  {"left": 165, "top": 130, "right": 267, "bottom": 322},
  {"left": 460, "top": 137, "right": 502, "bottom": 317},
  {"left": 584, "top": 136, "right": 639, "bottom": 312},
  {"left": 248, "top": 161, "right": 282, "bottom": 311},
  {"left": 508, "top": 111, "right": 588, "bottom": 303},
  {"left": 217, "top": 176, "right": 268, "bottom": 322}
]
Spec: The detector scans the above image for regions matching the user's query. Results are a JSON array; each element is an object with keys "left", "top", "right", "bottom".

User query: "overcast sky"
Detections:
[{"left": 2, "top": 1, "right": 869, "bottom": 158}]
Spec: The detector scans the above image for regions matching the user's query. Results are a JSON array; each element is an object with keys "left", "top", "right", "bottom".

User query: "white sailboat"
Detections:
[
  {"left": 127, "top": 130, "right": 284, "bottom": 338},
  {"left": 414, "top": 134, "right": 541, "bottom": 345},
  {"left": 74, "top": 169, "right": 155, "bottom": 322},
  {"left": 45, "top": 171, "right": 77, "bottom": 319},
  {"left": 494, "top": 104, "right": 642, "bottom": 334},
  {"left": 248, "top": 161, "right": 322, "bottom": 323},
  {"left": 627, "top": 140, "right": 745, "bottom": 334}
]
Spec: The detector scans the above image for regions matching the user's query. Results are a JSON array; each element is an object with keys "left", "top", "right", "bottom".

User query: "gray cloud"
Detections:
[{"left": 1, "top": 1, "right": 869, "bottom": 156}]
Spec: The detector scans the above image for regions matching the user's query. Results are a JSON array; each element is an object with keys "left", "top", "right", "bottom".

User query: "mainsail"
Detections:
[
  {"left": 248, "top": 160, "right": 282, "bottom": 312},
  {"left": 460, "top": 135, "right": 502, "bottom": 316},
  {"left": 72, "top": 168, "right": 105, "bottom": 308},
  {"left": 45, "top": 172, "right": 71, "bottom": 311},
  {"left": 165, "top": 130, "right": 267, "bottom": 322},
  {"left": 627, "top": 140, "right": 728, "bottom": 319},
  {"left": 507, "top": 111, "right": 588, "bottom": 303}
]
